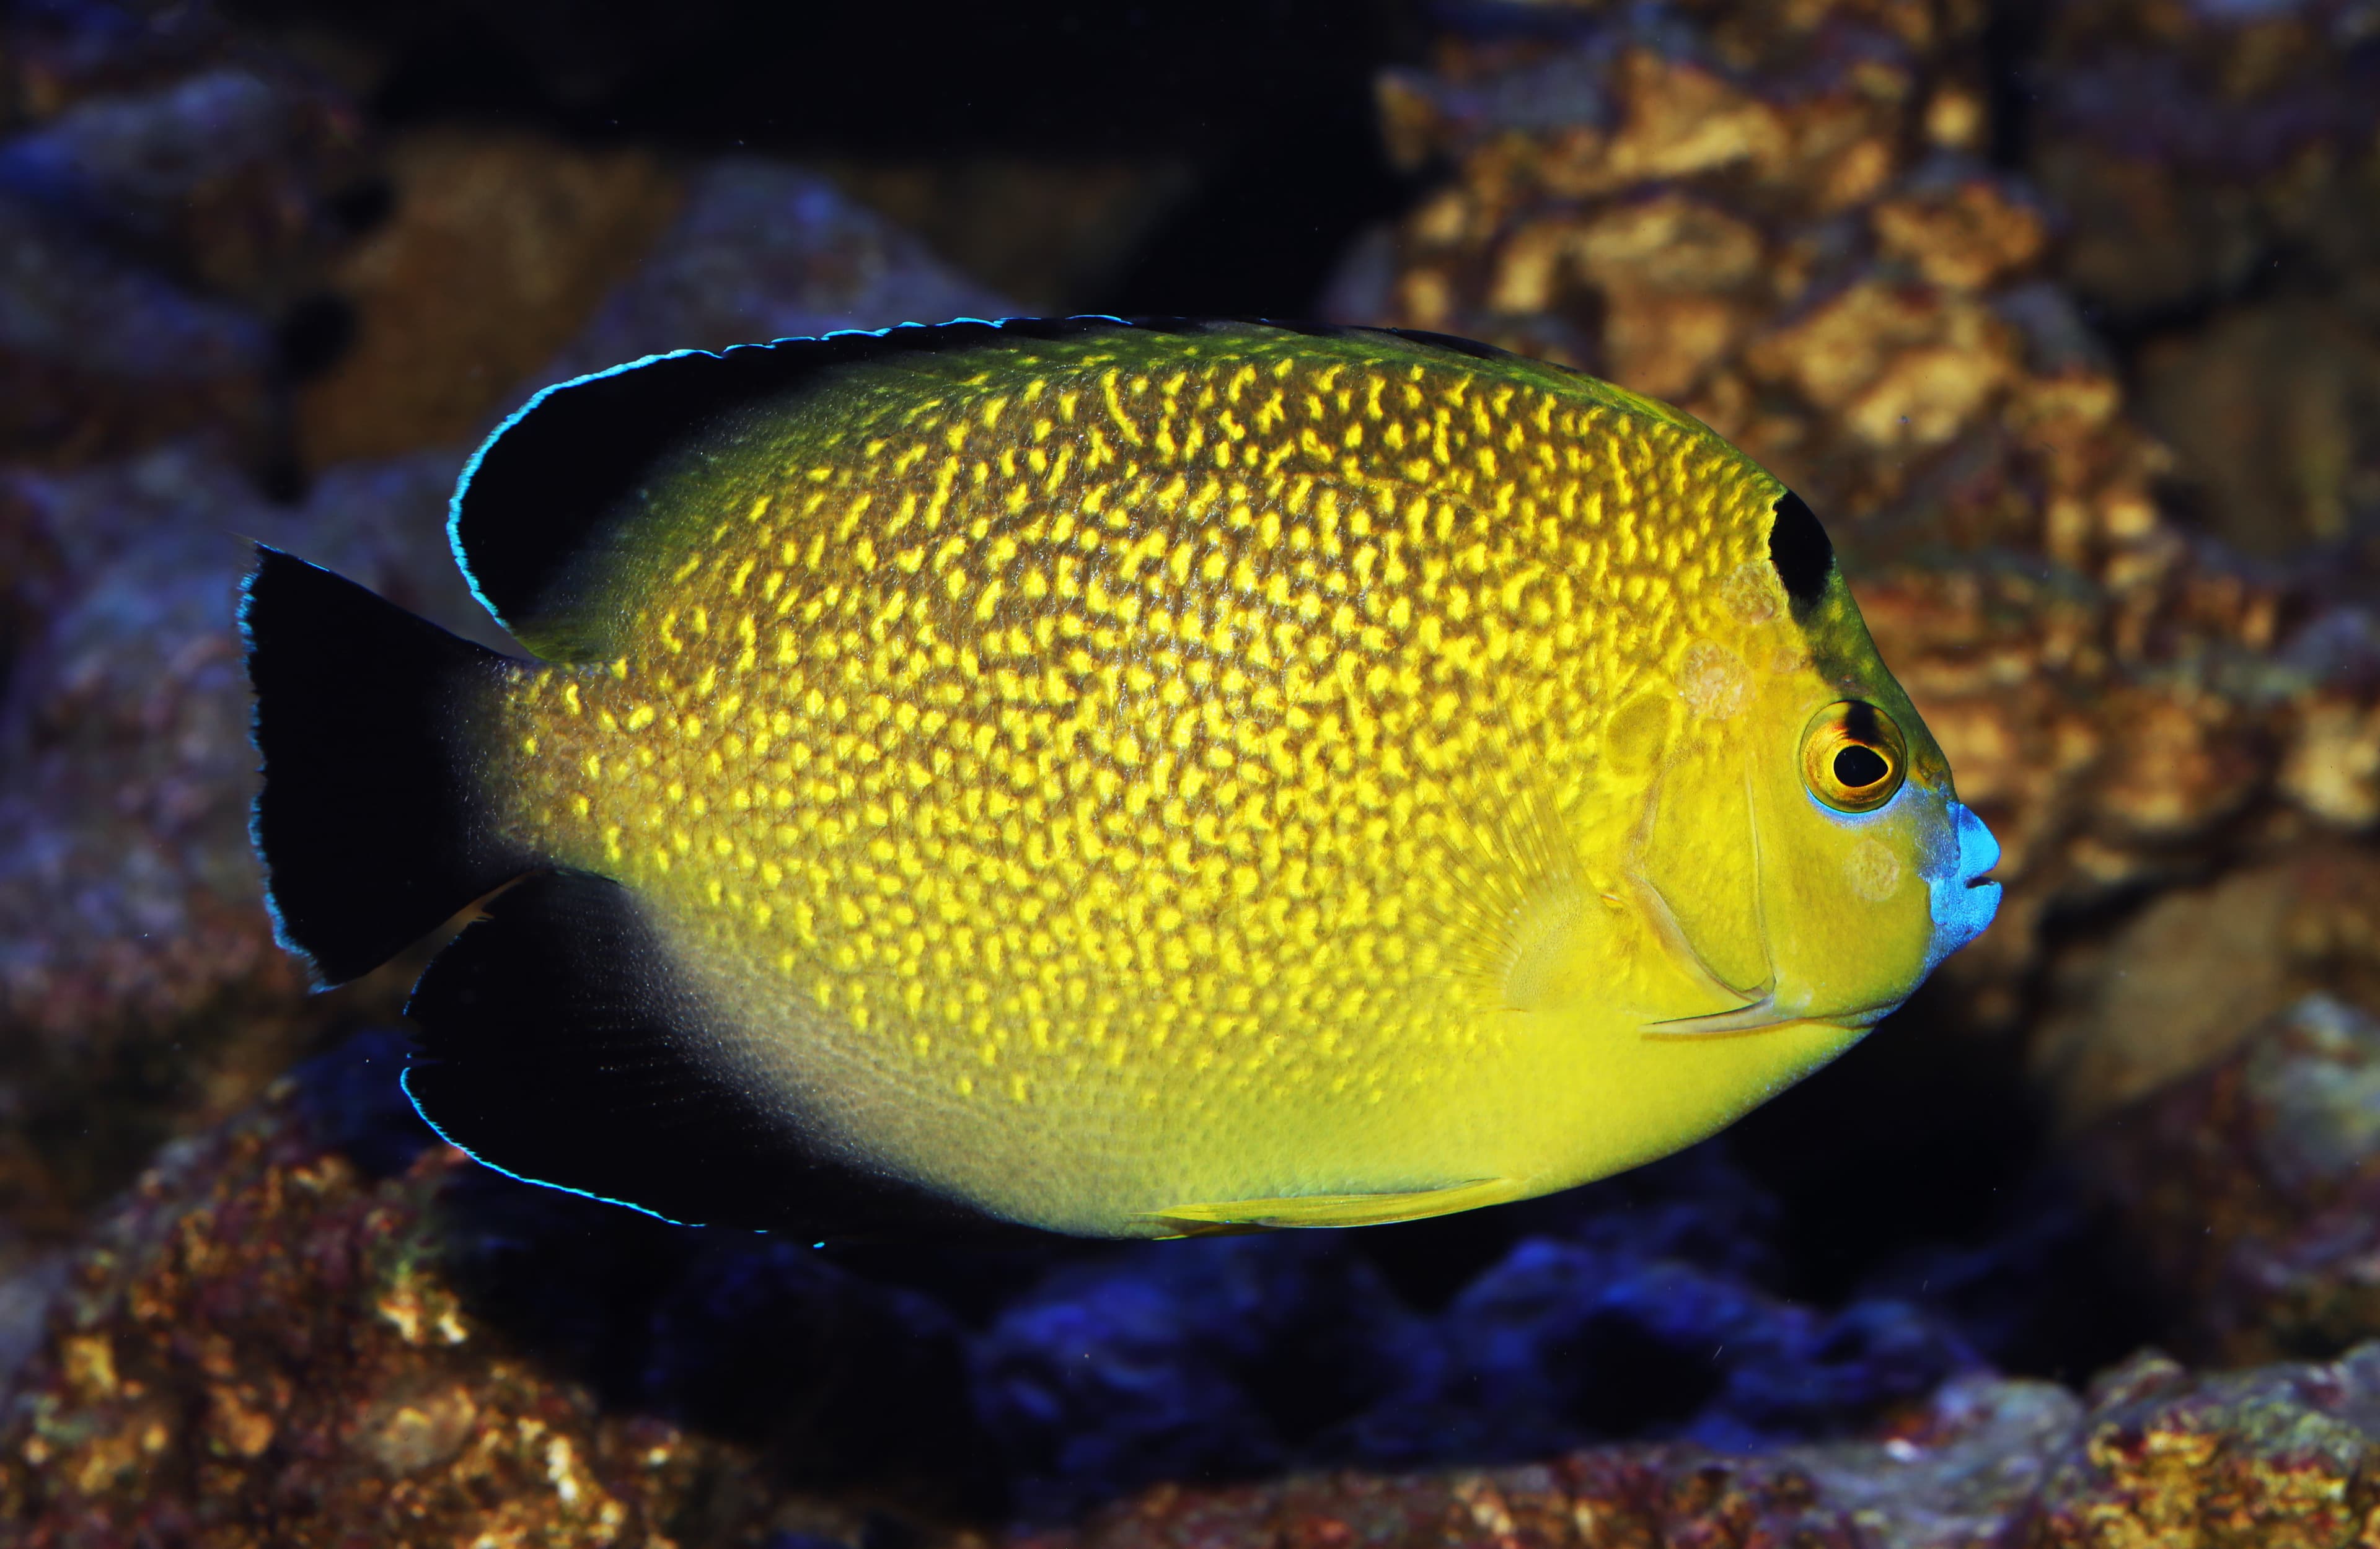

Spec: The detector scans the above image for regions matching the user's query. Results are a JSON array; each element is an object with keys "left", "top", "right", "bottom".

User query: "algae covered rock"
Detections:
[
  {"left": 0, "top": 443, "right": 485, "bottom": 1240},
  {"left": 0, "top": 1040, "right": 791, "bottom": 1547},
  {"left": 2026, "top": 0, "right": 2380, "bottom": 557},
  {"left": 2078, "top": 994, "right": 2380, "bottom": 1366},
  {"left": 0, "top": 1033, "right": 2051, "bottom": 1543},
  {"left": 1013, "top": 1346, "right": 2380, "bottom": 1549},
  {"left": 2023, "top": 1345, "right": 2380, "bottom": 1548}
]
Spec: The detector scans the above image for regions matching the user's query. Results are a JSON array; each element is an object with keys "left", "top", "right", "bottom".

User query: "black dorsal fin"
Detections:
[
  {"left": 450, "top": 315, "right": 1648, "bottom": 661},
  {"left": 451, "top": 317, "right": 1149, "bottom": 660}
]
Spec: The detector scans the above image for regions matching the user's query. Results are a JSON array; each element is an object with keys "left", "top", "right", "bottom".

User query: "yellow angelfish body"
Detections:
[{"left": 242, "top": 318, "right": 1999, "bottom": 1240}]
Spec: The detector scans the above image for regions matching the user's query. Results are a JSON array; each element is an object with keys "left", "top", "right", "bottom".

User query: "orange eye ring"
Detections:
[{"left": 1802, "top": 701, "right": 1906, "bottom": 813}]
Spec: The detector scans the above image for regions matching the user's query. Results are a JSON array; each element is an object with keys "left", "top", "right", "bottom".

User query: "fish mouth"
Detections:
[
  {"left": 1925, "top": 802, "right": 2003, "bottom": 963},
  {"left": 1642, "top": 993, "right": 1898, "bottom": 1038}
]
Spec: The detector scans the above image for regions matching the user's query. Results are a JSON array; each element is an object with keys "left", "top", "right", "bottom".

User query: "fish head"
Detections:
[{"left": 1629, "top": 511, "right": 1999, "bottom": 1040}]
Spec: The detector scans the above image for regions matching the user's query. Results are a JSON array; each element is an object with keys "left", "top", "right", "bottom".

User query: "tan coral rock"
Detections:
[
  {"left": 2032, "top": 867, "right": 2301, "bottom": 1123},
  {"left": 296, "top": 129, "right": 684, "bottom": 468},
  {"left": 2021, "top": 1346, "right": 2380, "bottom": 1546},
  {"left": 0, "top": 1079, "right": 801, "bottom": 1548},
  {"left": 1871, "top": 177, "right": 2048, "bottom": 292},
  {"left": 2281, "top": 696, "right": 2380, "bottom": 831},
  {"left": 2135, "top": 299, "right": 2380, "bottom": 555},
  {"left": 2027, "top": 0, "right": 2380, "bottom": 556},
  {"left": 2038, "top": 854, "right": 2380, "bottom": 1129},
  {"left": 1743, "top": 281, "right": 2019, "bottom": 453},
  {"left": 1341, "top": 6, "right": 2174, "bottom": 577}
]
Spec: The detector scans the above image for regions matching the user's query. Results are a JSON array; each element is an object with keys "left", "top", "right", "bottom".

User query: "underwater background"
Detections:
[{"left": 2, "top": 0, "right": 2379, "bottom": 1542}]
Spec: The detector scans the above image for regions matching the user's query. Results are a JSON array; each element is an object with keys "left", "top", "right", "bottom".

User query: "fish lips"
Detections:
[
  {"left": 1924, "top": 801, "right": 2001, "bottom": 967},
  {"left": 1641, "top": 991, "right": 1900, "bottom": 1038}
]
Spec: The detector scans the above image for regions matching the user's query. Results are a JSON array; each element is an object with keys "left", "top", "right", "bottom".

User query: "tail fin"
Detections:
[{"left": 242, "top": 545, "right": 537, "bottom": 985}]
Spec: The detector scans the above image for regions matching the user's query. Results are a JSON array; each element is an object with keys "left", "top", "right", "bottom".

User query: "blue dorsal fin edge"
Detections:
[{"left": 446, "top": 315, "right": 1553, "bottom": 659}]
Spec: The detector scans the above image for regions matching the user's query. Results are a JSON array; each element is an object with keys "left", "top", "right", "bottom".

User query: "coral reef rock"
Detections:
[
  {"left": 971, "top": 1145, "right": 1984, "bottom": 1522},
  {"left": 2029, "top": 853, "right": 2380, "bottom": 1121},
  {"left": 0, "top": 443, "right": 479, "bottom": 1241},
  {"left": 293, "top": 129, "right": 684, "bottom": 468},
  {"left": 2079, "top": 993, "right": 2380, "bottom": 1366},
  {"left": 0, "top": 1040, "right": 819, "bottom": 1548},
  {"left": 0, "top": 12, "right": 379, "bottom": 470},
  {"left": 1015, "top": 1343, "right": 2380, "bottom": 1549},
  {"left": 1347, "top": 0, "right": 2159, "bottom": 577},
  {"left": 545, "top": 157, "right": 1015, "bottom": 386},
  {"left": 2026, "top": 0, "right": 2380, "bottom": 556},
  {"left": 298, "top": 143, "right": 1017, "bottom": 470},
  {"left": 0, "top": 62, "right": 371, "bottom": 307},
  {"left": 0, "top": 191, "right": 267, "bottom": 465},
  {"left": 2024, "top": 1345, "right": 2380, "bottom": 1549},
  {"left": 0, "top": 11, "right": 1010, "bottom": 1235}
]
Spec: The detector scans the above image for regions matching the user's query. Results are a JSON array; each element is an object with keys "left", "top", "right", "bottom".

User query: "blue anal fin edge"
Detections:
[{"left": 402, "top": 868, "right": 1041, "bottom": 1241}]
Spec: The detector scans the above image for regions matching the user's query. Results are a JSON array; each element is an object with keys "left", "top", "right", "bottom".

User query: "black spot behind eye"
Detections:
[
  {"left": 1768, "top": 491, "right": 1835, "bottom": 615},
  {"left": 1835, "top": 744, "right": 1890, "bottom": 789}
]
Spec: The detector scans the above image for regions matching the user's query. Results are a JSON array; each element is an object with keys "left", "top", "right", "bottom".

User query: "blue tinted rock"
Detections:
[
  {"left": 974, "top": 1234, "right": 1438, "bottom": 1522},
  {"left": 1527, "top": 1141, "right": 1785, "bottom": 1284},
  {"left": 284, "top": 1025, "right": 434, "bottom": 1180},
  {"left": 645, "top": 1237, "right": 986, "bottom": 1493},
  {"left": 0, "top": 66, "right": 366, "bottom": 297},
  {"left": 1, "top": 0, "right": 231, "bottom": 124},
  {"left": 0, "top": 441, "right": 482, "bottom": 1232},
  {"left": 1420, "top": 1237, "right": 1980, "bottom": 1458},
  {"left": 0, "top": 195, "right": 263, "bottom": 460}
]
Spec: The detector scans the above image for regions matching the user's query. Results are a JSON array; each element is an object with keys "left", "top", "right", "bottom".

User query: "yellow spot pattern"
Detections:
[{"left": 488, "top": 329, "right": 1784, "bottom": 1229}]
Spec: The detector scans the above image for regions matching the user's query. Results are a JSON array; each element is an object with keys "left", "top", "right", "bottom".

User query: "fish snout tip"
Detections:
[
  {"left": 1953, "top": 801, "right": 2001, "bottom": 888},
  {"left": 1926, "top": 802, "right": 2002, "bottom": 957}
]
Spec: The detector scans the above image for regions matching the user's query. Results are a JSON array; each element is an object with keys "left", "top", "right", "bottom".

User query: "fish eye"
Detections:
[{"left": 1802, "top": 701, "right": 1906, "bottom": 813}]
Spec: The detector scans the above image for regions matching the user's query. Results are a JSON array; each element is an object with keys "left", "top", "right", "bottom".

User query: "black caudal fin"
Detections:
[
  {"left": 402, "top": 869, "right": 1011, "bottom": 1237},
  {"left": 243, "top": 546, "right": 537, "bottom": 985}
]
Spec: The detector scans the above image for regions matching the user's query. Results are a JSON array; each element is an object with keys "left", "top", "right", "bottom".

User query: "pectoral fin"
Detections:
[{"left": 1139, "top": 1177, "right": 1523, "bottom": 1234}]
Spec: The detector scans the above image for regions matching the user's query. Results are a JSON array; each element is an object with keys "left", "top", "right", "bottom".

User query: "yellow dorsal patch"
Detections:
[{"left": 1140, "top": 1177, "right": 1525, "bottom": 1234}]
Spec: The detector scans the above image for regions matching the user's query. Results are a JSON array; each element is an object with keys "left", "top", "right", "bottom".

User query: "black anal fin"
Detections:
[{"left": 402, "top": 869, "right": 1018, "bottom": 1239}]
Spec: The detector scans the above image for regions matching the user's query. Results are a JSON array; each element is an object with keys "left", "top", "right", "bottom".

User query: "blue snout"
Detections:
[{"left": 1924, "top": 802, "right": 2001, "bottom": 968}]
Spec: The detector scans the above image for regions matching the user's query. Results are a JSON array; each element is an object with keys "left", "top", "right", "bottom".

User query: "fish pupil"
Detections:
[{"left": 1834, "top": 744, "right": 1890, "bottom": 789}]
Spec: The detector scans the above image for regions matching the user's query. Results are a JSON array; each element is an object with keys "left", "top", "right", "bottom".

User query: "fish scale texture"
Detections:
[{"left": 485, "top": 328, "right": 1797, "bottom": 1231}]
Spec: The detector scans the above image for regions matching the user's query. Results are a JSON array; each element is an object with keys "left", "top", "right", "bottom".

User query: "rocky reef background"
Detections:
[{"left": 3, "top": 1, "right": 2380, "bottom": 1543}]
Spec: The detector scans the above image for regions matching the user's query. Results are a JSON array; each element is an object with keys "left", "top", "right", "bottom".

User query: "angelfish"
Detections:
[{"left": 242, "top": 318, "right": 2001, "bottom": 1239}]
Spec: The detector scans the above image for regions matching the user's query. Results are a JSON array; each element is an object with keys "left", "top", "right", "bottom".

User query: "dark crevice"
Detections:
[
  {"left": 226, "top": 0, "right": 1431, "bottom": 317},
  {"left": 1980, "top": 0, "right": 2047, "bottom": 172}
]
